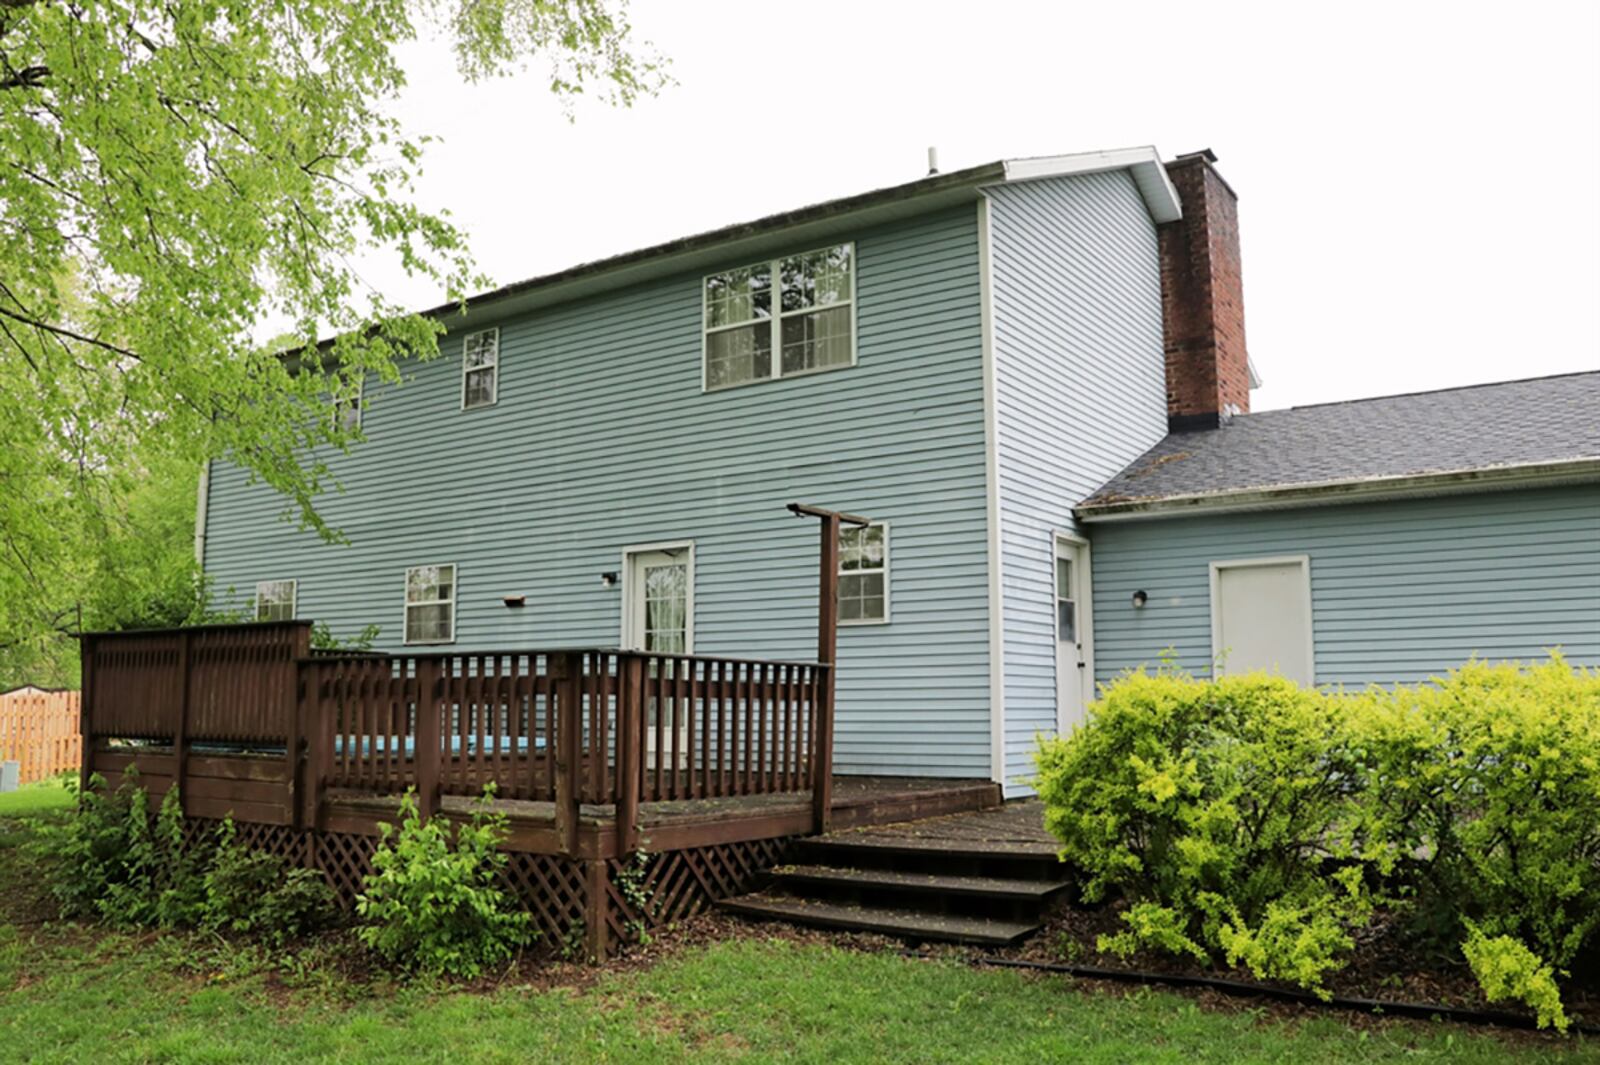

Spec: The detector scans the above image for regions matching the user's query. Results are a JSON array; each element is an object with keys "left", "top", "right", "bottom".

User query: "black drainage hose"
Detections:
[{"left": 900, "top": 950, "right": 1599, "bottom": 1037}]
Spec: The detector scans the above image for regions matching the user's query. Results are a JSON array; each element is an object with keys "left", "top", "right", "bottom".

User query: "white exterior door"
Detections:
[
  {"left": 1054, "top": 538, "right": 1092, "bottom": 735},
  {"left": 623, "top": 549, "right": 692, "bottom": 656},
  {"left": 623, "top": 545, "right": 693, "bottom": 769},
  {"left": 1210, "top": 556, "right": 1314, "bottom": 685}
]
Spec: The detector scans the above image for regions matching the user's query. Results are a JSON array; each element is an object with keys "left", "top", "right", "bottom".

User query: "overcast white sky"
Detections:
[{"left": 367, "top": 0, "right": 1600, "bottom": 411}]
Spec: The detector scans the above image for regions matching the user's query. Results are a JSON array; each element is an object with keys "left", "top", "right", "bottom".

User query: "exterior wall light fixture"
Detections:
[
  {"left": 1131, "top": 590, "right": 1148, "bottom": 609},
  {"left": 600, "top": 571, "right": 619, "bottom": 588}
]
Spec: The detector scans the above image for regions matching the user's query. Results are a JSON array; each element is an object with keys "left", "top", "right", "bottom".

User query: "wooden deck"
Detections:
[
  {"left": 320, "top": 774, "right": 1002, "bottom": 857},
  {"left": 75, "top": 621, "right": 1001, "bottom": 958}
]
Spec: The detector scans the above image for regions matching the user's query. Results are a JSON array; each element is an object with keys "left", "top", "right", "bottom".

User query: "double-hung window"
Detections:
[
  {"left": 254, "top": 580, "right": 297, "bottom": 622},
  {"left": 461, "top": 329, "right": 499, "bottom": 409},
  {"left": 704, "top": 243, "right": 854, "bottom": 390},
  {"left": 332, "top": 376, "right": 363, "bottom": 432},
  {"left": 838, "top": 522, "right": 889, "bottom": 624},
  {"left": 404, "top": 564, "right": 456, "bottom": 644}
]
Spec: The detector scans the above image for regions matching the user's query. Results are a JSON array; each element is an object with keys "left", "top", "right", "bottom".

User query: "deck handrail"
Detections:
[{"left": 79, "top": 624, "right": 837, "bottom": 852}]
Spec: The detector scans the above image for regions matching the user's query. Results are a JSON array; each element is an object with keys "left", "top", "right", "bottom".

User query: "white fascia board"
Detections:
[
  {"left": 1000, "top": 147, "right": 1183, "bottom": 223},
  {"left": 1074, "top": 458, "right": 1600, "bottom": 523}
]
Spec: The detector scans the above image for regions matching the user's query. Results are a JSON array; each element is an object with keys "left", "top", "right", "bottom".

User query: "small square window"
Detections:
[
  {"left": 838, "top": 522, "right": 888, "bottom": 625},
  {"left": 404, "top": 564, "right": 456, "bottom": 644},
  {"left": 255, "top": 580, "right": 297, "bottom": 622},
  {"left": 461, "top": 329, "right": 499, "bottom": 410}
]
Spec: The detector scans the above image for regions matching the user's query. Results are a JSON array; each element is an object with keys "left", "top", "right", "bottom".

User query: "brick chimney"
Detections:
[{"left": 1160, "top": 149, "right": 1251, "bottom": 431}]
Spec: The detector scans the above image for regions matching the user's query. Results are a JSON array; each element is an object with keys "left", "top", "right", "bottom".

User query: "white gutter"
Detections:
[
  {"left": 193, "top": 460, "right": 211, "bottom": 567},
  {"left": 1074, "top": 458, "right": 1600, "bottom": 523}
]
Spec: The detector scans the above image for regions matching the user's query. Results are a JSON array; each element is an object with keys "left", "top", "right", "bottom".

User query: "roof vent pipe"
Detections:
[{"left": 927, "top": 147, "right": 939, "bottom": 175}]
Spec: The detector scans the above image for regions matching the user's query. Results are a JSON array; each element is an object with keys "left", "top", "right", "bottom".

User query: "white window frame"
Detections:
[
  {"left": 1208, "top": 554, "right": 1315, "bottom": 682},
  {"left": 460, "top": 328, "right": 499, "bottom": 410},
  {"left": 701, "top": 242, "right": 857, "bottom": 393},
  {"left": 332, "top": 375, "right": 363, "bottom": 432},
  {"left": 403, "top": 563, "right": 457, "bottom": 645},
  {"left": 254, "top": 579, "right": 298, "bottom": 622},
  {"left": 838, "top": 521, "right": 890, "bottom": 626}
]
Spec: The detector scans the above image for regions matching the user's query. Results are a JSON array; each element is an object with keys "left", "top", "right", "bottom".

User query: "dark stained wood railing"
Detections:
[
  {"left": 79, "top": 623, "right": 835, "bottom": 854},
  {"left": 78, "top": 622, "right": 312, "bottom": 817},
  {"left": 301, "top": 647, "right": 829, "bottom": 852}
]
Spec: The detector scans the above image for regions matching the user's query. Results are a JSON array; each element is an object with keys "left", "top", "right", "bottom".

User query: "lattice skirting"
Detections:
[
  {"left": 603, "top": 837, "right": 795, "bottom": 947},
  {"left": 178, "top": 817, "right": 796, "bottom": 957}
]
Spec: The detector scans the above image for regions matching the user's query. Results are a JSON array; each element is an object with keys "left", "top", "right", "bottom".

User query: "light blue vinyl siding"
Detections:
[
  {"left": 203, "top": 206, "right": 993, "bottom": 777},
  {"left": 1087, "top": 485, "right": 1600, "bottom": 686},
  {"left": 985, "top": 171, "right": 1168, "bottom": 793}
]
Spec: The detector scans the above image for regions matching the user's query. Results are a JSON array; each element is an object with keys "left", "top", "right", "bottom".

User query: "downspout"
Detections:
[{"left": 193, "top": 460, "right": 211, "bottom": 568}]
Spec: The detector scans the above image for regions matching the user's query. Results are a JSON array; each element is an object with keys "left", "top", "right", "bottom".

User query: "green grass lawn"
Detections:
[
  {"left": 0, "top": 776, "right": 73, "bottom": 818},
  {"left": 1, "top": 795, "right": 1592, "bottom": 1063}
]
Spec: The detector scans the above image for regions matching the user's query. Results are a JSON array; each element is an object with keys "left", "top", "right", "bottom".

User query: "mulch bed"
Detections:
[{"left": 986, "top": 896, "right": 1600, "bottom": 1034}]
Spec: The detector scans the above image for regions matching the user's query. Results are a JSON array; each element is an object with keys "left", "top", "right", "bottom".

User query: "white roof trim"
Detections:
[
  {"left": 1074, "top": 458, "right": 1600, "bottom": 522},
  {"left": 1000, "top": 147, "right": 1183, "bottom": 223}
]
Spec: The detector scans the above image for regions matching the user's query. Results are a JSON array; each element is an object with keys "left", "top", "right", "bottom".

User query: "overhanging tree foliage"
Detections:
[{"left": 0, "top": 0, "right": 662, "bottom": 683}]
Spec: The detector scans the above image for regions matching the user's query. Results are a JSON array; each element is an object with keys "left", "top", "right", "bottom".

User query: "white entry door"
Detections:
[
  {"left": 1054, "top": 538, "right": 1092, "bottom": 735},
  {"left": 1210, "top": 556, "right": 1314, "bottom": 685},
  {"left": 623, "top": 545, "right": 693, "bottom": 769},
  {"left": 623, "top": 548, "right": 692, "bottom": 657}
]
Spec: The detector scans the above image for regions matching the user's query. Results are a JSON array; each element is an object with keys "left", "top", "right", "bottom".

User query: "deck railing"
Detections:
[{"left": 78, "top": 623, "right": 835, "bottom": 851}]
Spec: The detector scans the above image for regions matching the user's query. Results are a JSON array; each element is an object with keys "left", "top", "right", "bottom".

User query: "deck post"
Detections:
[
  {"left": 415, "top": 657, "right": 442, "bottom": 821},
  {"left": 174, "top": 629, "right": 192, "bottom": 815},
  {"left": 553, "top": 651, "right": 582, "bottom": 857},
  {"left": 616, "top": 654, "right": 644, "bottom": 855},
  {"left": 77, "top": 634, "right": 95, "bottom": 797},
  {"left": 786, "top": 503, "right": 868, "bottom": 837},
  {"left": 812, "top": 512, "right": 840, "bottom": 834},
  {"left": 584, "top": 859, "right": 610, "bottom": 960},
  {"left": 285, "top": 624, "right": 311, "bottom": 829}
]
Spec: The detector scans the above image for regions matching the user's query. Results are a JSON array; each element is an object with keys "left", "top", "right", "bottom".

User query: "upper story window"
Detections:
[
  {"left": 838, "top": 522, "right": 888, "bottom": 625},
  {"left": 254, "top": 580, "right": 297, "bottom": 622},
  {"left": 332, "top": 376, "right": 363, "bottom": 432},
  {"left": 703, "top": 243, "right": 855, "bottom": 391},
  {"left": 404, "top": 564, "right": 456, "bottom": 644},
  {"left": 461, "top": 329, "right": 499, "bottom": 409}
]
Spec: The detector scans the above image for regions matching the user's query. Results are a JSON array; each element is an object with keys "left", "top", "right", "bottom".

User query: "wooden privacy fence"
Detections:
[
  {"left": 79, "top": 622, "right": 836, "bottom": 853},
  {"left": 0, "top": 689, "right": 82, "bottom": 785}
]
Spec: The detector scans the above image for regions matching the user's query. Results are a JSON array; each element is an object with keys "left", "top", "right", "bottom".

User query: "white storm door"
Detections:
[
  {"left": 1210, "top": 556, "right": 1314, "bottom": 685},
  {"left": 624, "top": 550, "right": 691, "bottom": 657},
  {"left": 1054, "top": 538, "right": 1092, "bottom": 735},
  {"left": 623, "top": 546, "right": 693, "bottom": 770}
]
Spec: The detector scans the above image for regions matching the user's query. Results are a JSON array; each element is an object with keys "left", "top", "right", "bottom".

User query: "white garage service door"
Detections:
[{"left": 1210, "top": 556, "right": 1314, "bottom": 685}]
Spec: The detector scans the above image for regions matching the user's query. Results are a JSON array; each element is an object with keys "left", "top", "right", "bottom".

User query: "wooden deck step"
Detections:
[
  {"left": 796, "top": 834, "right": 1061, "bottom": 862},
  {"left": 771, "top": 864, "right": 1070, "bottom": 901},
  {"left": 719, "top": 892, "right": 1040, "bottom": 947}
]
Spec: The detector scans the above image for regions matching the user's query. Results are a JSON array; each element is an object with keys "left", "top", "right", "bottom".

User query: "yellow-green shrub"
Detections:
[
  {"left": 1034, "top": 671, "right": 1378, "bottom": 995},
  {"left": 1035, "top": 657, "right": 1600, "bottom": 1028},
  {"left": 1353, "top": 656, "right": 1600, "bottom": 1029}
]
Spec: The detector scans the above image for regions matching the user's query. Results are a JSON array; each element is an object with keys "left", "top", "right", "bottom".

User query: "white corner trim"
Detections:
[
  {"left": 1000, "top": 146, "right": 1181, "bottom": 224},
  {"left": 193, "top": 460, "right": 211, "bottom": 568},
  {"left": 1208, "top": 555, "right": 1315, "bottom": 684},
  {"left": 977, "top": 193, "right": 1007, "bottom": 787}
]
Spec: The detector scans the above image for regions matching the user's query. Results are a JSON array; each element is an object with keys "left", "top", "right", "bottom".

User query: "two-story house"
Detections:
[{"left": 199, "top": 146, "right": 1600, "bottom": 797}]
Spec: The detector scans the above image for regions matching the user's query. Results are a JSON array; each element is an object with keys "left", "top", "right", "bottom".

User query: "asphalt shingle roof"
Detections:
[{"left": 1080, "top": 371, "right": 1600, "bottom": 508}]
